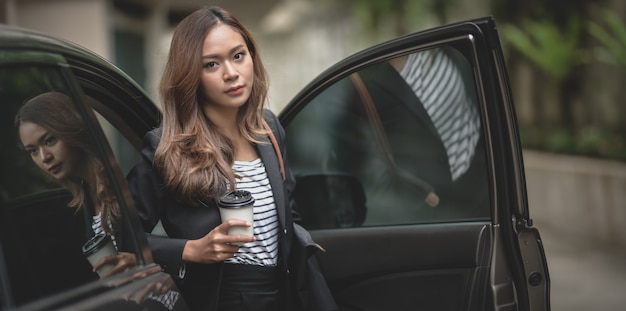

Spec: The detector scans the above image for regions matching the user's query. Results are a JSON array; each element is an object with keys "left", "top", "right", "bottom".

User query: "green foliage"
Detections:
[
  {"left": 352, "top": 0, "right": 397, "bottom": 31},
  {"left": 502, "top": 18, "right": 588, "bottom": 80},
  {"left": 503, "top": 12, "right": 626, "bottom": 162},
  {"left": 588, "top": 9, "right": 626, "bottom": 67},
  {"left": 351, "top": 0, "right": 457, "bottom": 35}
]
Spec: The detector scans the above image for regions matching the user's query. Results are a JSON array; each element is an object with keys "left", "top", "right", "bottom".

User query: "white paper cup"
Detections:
[
  {"left": 217, "top": 190, "right": 255, "bottom": 245},
  {"left": 82, "top": 234, "right": 117, "bottom": 277}
]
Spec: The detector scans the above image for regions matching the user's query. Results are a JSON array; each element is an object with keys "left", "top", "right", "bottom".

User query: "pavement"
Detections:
[{"left": 536, "top": 221, "right": 626, "bottom": 311}]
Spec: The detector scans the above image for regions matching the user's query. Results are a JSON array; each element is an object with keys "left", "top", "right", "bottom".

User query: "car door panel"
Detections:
[
  {"left": 311, "top": 223, "right": 492, "bottom": 311},
  {"left": 2, "top": 189, "right": 96, "bottom": 305},
  {"left": 20, "top": 264, "right": 184, "bottom": 311},
  {"left": 282, "top": 17, "right": 548, "bottom": 310},
  {"left": 312, "top": 223, "right": 490, "bottom": 279}
]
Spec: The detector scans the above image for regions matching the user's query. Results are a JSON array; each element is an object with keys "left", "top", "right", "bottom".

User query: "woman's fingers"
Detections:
[
  {"left": 184, "top": 221, "right": 255, "bottom": 264},
  {"left": 215, "top": 219, "right": 255, "bottom": 245},
  {"left": 94, "top": 252, "right": 137, "bottom": 278}
]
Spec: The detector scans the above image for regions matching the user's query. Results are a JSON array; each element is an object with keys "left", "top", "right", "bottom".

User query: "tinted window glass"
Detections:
[
  {"left": 0, "top": 64, "right": 138, "bottom": 306},
  {"left": 0, "top": 66, "right": 68, "bottom": 198},
  {"left": 81, "top": 91, "right": 167, "bottom": 236},
  {"left": 93, "top": 110, "right": 141, "bottom": 176},
  {"left": 286, "top": 45, "right": 490, "bottom": 229}
]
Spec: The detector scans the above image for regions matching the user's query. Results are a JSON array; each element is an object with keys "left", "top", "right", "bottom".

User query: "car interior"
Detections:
[{"left": 293, "top": 173, "right": 367, "bottom": 229}]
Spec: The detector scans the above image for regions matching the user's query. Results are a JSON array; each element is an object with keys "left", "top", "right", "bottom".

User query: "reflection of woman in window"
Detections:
[{"left": 14, "top": 91, "right": 136, "bottom": 277}]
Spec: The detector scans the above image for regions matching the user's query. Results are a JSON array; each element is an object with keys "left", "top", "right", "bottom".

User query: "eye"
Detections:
[
  {"left": 203, "top": 61, "right": 218, "bottom": 69},
  {"left": 44, "top": 135, "right": 57, "bottom": 146},
  {"left": 26, "top": 147, "right": 38, "bottom": 156},
  {"left": 234, "top": 52, "right": 245, "bottom": 61}
]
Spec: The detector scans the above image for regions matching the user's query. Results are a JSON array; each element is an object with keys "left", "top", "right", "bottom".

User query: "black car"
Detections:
[{"left": 0, "top": 17, "right": 550, "bottom": 310}]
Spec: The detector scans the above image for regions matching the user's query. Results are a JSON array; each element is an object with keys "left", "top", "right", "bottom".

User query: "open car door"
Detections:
[{"left": 281, "top": 17, "right": 550, "bottom": 311}]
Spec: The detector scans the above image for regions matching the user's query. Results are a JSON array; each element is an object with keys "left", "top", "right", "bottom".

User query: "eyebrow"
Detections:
[
  {"left": 23, "top": 130, "right": 51, "bottom": 149},
  {"left": 202, "top": 44, "right": 245, "bottom": 60}
]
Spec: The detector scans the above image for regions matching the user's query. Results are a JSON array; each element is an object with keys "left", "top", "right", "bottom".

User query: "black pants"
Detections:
[{"left": 218, "top": 264, "right": 283, "bottom": 311}]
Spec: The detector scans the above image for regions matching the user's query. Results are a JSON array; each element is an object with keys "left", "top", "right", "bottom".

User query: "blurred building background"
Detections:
[
  {"left": 0, "top": 0, "right": 494, "bottom": 110},
  {"left": 2, "top": 0, "right": 626, "bottom": 309},
  {"left": 5, "top": 0, "right": 626, "bottom": 140}
]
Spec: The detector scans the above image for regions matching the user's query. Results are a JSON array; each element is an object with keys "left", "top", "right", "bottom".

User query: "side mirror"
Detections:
[{"left": 293, "top": 173, "right": 366, "bottom": 229}]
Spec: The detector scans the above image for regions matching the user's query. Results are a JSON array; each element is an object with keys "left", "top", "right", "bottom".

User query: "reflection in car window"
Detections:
[
  {"left": 0, "top": 66, "right": 137, "bottom": 306},
  {"left": 93, "top": 109, "right": 142, "bottom": 176},
  {"left": 286, "top": 45, "right": 490, "bottom": 229}
]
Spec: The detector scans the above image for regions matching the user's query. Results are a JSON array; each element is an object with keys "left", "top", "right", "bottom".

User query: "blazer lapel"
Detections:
[{"left": 256, "top": 137, "right": 287, "bottom": 230}]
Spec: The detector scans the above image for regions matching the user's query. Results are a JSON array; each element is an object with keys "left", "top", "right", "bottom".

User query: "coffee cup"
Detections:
[
  {"left": 82, "top": 234, "right": 117, "bottom": 277},
  {"left": 217, "top": 190, "right": 255, "bottom": 245}
]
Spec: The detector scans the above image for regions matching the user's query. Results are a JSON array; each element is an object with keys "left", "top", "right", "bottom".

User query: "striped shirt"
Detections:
[
  {"left": 225, "top": 158, "right": 279, "bottom": 266},
  {"left": 92, "top": 213, "right": 117, "bottom": 250},
  {"left": 399, "top": 49, "right": 481, "bottom": 181}
]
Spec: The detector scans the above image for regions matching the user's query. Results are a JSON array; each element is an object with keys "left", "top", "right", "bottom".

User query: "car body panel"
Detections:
[{"left": 0, "top": 26, "right": 183, "bottom": 310}]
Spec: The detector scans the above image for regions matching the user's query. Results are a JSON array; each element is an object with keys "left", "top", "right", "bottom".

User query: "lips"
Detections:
[
  {"left": 226, "top": 85, "right": 244, "bottom": 95},
  {"left": 48, "top": 163, "right": 62, "bottom": 175}
]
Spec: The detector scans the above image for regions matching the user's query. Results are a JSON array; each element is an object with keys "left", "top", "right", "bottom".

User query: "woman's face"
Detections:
[
  {"left": 18, "top": 121, "right": 83, "bottom": 181},
  {"left": 199, "top": 23, "right": 254, "bottom": 112}
]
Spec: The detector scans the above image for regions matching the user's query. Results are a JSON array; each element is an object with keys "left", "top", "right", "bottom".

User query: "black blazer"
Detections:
[{"left": 126, "top": 110, "right": 298, "bottom": 310}]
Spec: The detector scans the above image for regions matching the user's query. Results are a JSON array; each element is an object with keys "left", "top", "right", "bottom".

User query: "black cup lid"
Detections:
[
  {"left": 218, "top": 190, "right": 255, "bottom": 208},
  {"left": 82, "top": 234, "right": 110, "bottom": 255}
]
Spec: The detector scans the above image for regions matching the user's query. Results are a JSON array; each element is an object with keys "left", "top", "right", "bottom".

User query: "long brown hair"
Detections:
[
  {"left": 15, "top": 92, "right": 120, "bottom": 234},
  {"left": 155, "top": 6, "right": 269, "bottom": 204}
]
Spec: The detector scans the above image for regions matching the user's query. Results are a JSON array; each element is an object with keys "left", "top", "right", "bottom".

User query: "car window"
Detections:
[
  {"left": 0, "top": 63, "right": 141, "bottom": 306},
  {"left": 285, "top": 45, "right": 490, "bottom": 229},
  {"left": 80, "top": 89, "right": 167, "bottom": 236},
  {"left": 92, "top": 109, "right": 141, "bottom": 176}
]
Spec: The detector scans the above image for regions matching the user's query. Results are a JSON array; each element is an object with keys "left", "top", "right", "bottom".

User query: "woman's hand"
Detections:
[
  {"left": 94, "top": 252, "right": 138, "bottom": 278},
  {"left": 124, "top": 270, "right": 175, "bottom": 304},
  {"left": 182, "top": 219, "right": 255, "bottom": 264}
]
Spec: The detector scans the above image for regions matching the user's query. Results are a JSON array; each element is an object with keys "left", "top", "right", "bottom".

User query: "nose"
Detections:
[
  {"left": 223, "top": 62, "right": 239, "bottom": 81},
  {"left": 39, "top": 147, "right": 53, "bottom": 164}
]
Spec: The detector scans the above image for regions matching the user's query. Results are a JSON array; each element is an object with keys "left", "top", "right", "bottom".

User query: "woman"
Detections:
[
  {"left": 15, "top": 91, "right": 137, "bottom": 278},
  {"left": 126, "top": 6, "right": 336, "bottom": 311}
]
